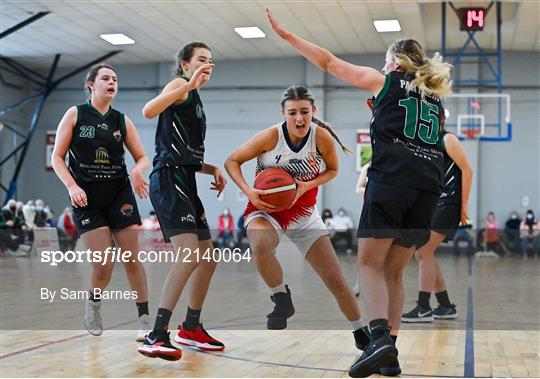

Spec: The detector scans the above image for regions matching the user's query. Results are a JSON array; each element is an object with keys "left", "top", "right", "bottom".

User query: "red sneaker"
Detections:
[{"left": 174, "top": 324, "right": 225, "bottom": 351}]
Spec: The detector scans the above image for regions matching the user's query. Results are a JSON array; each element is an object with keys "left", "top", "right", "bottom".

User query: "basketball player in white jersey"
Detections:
[{"left": 225, "top": 85, "right": 370, "bottom": 350}]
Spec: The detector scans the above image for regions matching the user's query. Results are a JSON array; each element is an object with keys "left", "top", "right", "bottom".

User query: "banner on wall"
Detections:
[{"left": 356, "top": 129, "right": 372, "bottom": 172}]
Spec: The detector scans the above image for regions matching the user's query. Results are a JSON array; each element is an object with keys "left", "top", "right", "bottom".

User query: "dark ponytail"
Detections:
[{"left": 281, "top": 85, "right": 350, "bottom": 154}]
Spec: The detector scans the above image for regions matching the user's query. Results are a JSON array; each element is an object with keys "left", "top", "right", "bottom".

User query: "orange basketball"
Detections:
[{"left": 254, "top": 168, "right": 297, "bottom": 212}]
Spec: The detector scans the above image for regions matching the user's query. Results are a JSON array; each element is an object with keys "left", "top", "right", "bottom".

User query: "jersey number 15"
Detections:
[{"left": 398, "top": 97, "right": 440, "bottom": 144}]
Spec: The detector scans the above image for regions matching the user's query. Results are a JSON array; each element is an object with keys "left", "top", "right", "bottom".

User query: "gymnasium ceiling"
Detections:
[{"left": 1, "top": 0, "right": 539, "bottom": 69}]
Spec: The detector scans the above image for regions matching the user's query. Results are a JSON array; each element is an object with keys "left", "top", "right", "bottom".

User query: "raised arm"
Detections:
[
  {"left": 266, "top": 7, "right": 385, "bottom": 95},
  {"left": 142, "top": 63, "right": 213, "bottom": 119}
]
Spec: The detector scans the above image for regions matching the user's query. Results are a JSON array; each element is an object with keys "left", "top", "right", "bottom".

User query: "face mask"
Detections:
[
  {"left": 527, "top": 214, "right": 533, "bottom": 220},
  {"left": 338, "top": 211, "right": 345, "bottom": 216},
  {"left": 511, "top": 214, "right": 517, "bottom": 219}
]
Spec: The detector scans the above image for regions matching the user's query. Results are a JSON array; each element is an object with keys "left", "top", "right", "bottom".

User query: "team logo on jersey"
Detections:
[
  {"left": 181, "top": 213, "right": 195, "bottom": 224},
  {"left": 81, "top": 218, "right": 90, "bottom": 225},
  {"left": 120, "top": 203, "right": 134, "bottom": 217},
  {"left": 97, "top": 123, "right": 108, "bottom": 131},
  {"left": 195, "top": 104, "right": 204, "bottom": 119},
  {"left": 113, "top": 129, "right": 123, "bottom": 142},
  {"left": 94, "top": 147, "right": 110, "bottom": 164}
]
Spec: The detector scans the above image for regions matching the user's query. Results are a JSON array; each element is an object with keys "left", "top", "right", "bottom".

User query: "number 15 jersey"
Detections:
[{"left": 368, "top": 71, "right": 444, "bottom": 194}]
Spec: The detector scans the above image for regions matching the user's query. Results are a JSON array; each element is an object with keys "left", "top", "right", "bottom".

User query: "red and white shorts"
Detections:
[{"left": 244, "top": 206, "right": 329, "bottom": 257}]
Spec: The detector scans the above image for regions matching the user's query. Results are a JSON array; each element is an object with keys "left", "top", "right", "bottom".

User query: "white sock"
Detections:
[
  {"left": 350, "top": 318, "right": 365, "bottom": 331},
  {"left": 270, "top": 283, "right": 287, "bottom": 295}
]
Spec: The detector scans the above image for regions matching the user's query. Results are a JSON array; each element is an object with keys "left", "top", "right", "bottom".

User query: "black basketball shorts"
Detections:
[
  {"left": 357, "top": 180, "right": 440, "bottom": 249},
  {"left": 149, "top": 166, "right": 211, "bottom": 242},
  {"left": 72, "top": 177, "right": 141, "bottom": 234}
]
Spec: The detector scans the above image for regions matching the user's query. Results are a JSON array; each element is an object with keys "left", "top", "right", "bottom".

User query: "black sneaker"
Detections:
[
  {"left": 401, "top": 301, "right": 434, "bottom": 323},
  {"left": 267, "top": 285, "right": 295, "bottom": 330},
  {"left": 353, "top": 326, "right": 371, "bottom": 350},
  {"left": 433, "top": 304, "right": 459, "bottom": 319},
  {"left": 348, "top": 331, "right": 398, "bottom": 377},
  {"left": 137, "top": 330, "right": 182, "bottom": 361},
  {"left": 378, "top": 356, "right": 402, "bottom": 376}
]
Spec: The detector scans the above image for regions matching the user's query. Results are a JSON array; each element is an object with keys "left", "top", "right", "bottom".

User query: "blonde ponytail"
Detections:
[{"left": 391, "top": 39, "right": 453, "bottom": 98}]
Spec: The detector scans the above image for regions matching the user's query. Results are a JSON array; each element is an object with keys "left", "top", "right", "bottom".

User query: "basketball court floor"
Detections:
[{"left": 1, "top": 242, "right": 538, "bottom": 378}]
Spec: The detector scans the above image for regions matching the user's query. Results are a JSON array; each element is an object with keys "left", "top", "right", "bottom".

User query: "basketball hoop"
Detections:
[{"left": 463, "top": 128, "right": 481, "bottom": 140}]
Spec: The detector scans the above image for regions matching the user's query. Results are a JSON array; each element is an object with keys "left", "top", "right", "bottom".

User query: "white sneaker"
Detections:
[
  {"left": 84, "top": 299, "right": 103, "bottom": 336},
  {"left": 136, "top": 314, "right": 151, "bottom": 342}
]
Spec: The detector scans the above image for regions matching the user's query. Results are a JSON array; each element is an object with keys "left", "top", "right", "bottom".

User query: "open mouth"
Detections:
[
  {"left": 296, "top": 124, "right": 306, "bottom": 132},
  {"left": 107, "top": 88, "right": 115, "bottom": 94}
]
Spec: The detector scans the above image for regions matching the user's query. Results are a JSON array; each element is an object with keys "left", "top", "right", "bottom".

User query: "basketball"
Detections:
[{"left": 254, "top": 168, "right": 297, "bottom": 211}]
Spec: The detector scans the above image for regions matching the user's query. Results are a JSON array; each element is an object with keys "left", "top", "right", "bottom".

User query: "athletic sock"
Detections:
[
  {"left": 136, "top": 301, "right": 149, "bottom": 317},
  {"left": 270, "top": 283, "right": 287, "bottom": 295},
  {"left": 153, "top": 308, "right": 172, "bottom": 333},
  {"left": 435, "top": 290, "right": 452, "bottom": 308},
  {"left": 350, "top": 318, "right": 365, "bottom": 331},
  {"left": 182, "top": 306, "right": 201, "bottom": 331},
  {"left": 418, "top": 291, "right": 431, "bottom": 309},
  {"left": 89, "top": 290, "right": 100, "bottom": 302}
]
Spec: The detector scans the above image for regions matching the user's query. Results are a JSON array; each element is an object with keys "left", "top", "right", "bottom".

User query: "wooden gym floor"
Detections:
[{"left": 1, "top": 239, "right": 539, "bottom": 377}]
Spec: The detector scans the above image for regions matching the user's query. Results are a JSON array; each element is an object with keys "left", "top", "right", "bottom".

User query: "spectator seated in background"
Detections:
[
  {"left": 322, "top": 209, "right": 335, "bottom": 237},
  {"left": 22, "top": 200, "right": 36, "bottom": 229},
  {"left": 484, "top": 211, "right": 503, "bottom": 255},
  {"left": 236, "top": 214, "right": 247, "bottom": 248},
  {"left": 217, "top": 208, "right": 234, "bottom": 248},
  {"left": 453, "top": 220, "right": 474, "bottom": 257},
  {"left": 504, "top": 211, "right": 522, "bottom": 254},
  {"left": 57, "top": 207, "right": 78, "bottom": 250},
  {"left": 520, "top": 209, "right": 540, "bottom": 258},
  {"left": 0, "top": 199, "right": 31, "bottom": 256},
  {"left": 331, "top": 208, "right": 354, "bottom": 254},
  {"left": 45, "top": 205, "right": 56, "bottom": 228},
  {"left": 33, "top": 199, "right": 48, "bottom": 228}
]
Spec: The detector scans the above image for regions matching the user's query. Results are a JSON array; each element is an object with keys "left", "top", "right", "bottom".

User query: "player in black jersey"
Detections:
[
  {"left": 137, "top": 42, "right": 226, "bottom": 361},
  {"left": 402, "top": 117, "right": 473, "bottom": 323},
  {"left": 267, "top": 8, "right": 452, "bottom": 377},
  {"left": 52, "top": 64, "right": 151, "bottom": 340}
]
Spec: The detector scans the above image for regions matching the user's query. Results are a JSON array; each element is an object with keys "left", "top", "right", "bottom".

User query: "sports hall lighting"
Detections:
[
  {"left": 373, "top": 19, "right": 401, "bottom": 32},
  {"left": 100, "top": 33, "right": 135, "bottom": 45},
  {"left": 234, "top": 27, "right": 266, "bottom": 39}
]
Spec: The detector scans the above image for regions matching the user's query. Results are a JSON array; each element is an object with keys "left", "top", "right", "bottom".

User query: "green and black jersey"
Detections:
[
  {"left": 69, "top": 102, "right": 128, "bottom": 184},
  {"left": 368, "top": 71, "right": 445, "bottom": 194},
  {"left": 152, "top": 78, "right": 206, "bottom": 172}
]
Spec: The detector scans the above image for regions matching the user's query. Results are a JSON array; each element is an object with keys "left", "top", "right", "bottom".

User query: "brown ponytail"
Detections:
[{"left": 312, "top": 117, "right": 351, "bottom": 154}]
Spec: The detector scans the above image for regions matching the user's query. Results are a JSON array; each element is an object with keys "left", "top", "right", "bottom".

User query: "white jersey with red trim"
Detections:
[{"left": 256, "top": 122, "right": 325, "bottom": 181}]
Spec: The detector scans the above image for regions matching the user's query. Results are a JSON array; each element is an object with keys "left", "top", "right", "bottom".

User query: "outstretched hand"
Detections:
[{"left": 266, "top": 7, "right": 289, "bottom": 39}]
